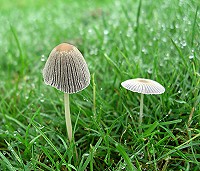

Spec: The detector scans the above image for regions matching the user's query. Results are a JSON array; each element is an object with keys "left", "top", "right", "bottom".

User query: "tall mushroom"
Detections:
[
  {"left": 43, "top": 43, "right": 90, "bottom": 141},
  {"left": 121, "top": 78, "right": 165, "bottom": 131}
]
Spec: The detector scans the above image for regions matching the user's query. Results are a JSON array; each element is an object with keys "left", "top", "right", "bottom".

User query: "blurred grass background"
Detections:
[{"left": 0, "top": 0, "right": 200, "bottom": 170}]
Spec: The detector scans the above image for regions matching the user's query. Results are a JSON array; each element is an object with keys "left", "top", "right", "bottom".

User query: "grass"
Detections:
[{"left": 0, "top": 0, "right": 200, "bottom": 170}]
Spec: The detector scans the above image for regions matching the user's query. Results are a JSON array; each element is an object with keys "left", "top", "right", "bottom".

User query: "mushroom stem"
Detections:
[
  {"left": 139, "top": 93, "right": 144, "bottom": 131},
  {"left": 64, "top": 93, "right": 72, "bottom": 141}
]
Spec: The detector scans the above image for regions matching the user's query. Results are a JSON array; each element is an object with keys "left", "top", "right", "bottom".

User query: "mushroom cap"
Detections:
[
  {"left": 43, "top": 43, "right": 90, "bottom": 94},
  {"left": 121, "top": 78, "right": 165, "bottom": 94}
]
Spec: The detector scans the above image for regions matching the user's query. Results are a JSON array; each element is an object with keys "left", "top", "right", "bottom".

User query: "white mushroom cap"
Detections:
[
  {"left": 121, "top": 78, "right": 165, "bottom": 94},
  {"left": 43, "top": 43, "right": 90, "bottom": 94}
]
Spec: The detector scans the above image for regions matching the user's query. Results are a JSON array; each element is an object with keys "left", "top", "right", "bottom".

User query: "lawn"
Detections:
[{"left": 0, "top": 0, "right": 200, "bottom": 170}]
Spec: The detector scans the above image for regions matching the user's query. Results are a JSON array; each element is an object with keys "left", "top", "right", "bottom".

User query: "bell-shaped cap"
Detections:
[
  {"left": 43, "top": 43, "right": 90, "bottom": 94},
  {"left": 121, "top": 78, "right": 165, "bottom": 94}
]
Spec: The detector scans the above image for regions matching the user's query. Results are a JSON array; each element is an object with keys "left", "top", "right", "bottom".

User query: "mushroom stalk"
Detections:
[
  {"left": 139, "top": 93, "right": 144, "bottom": 129},
  {"left": 64, "top": 93, "right": 72, "bottom": 141},
  {"left": 121, "top": 78, "right": 165, "bottom": 133}
]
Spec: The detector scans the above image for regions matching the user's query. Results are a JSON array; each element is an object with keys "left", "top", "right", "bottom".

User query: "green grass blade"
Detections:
[
  {"left": 9, "top": 24, "right": 25, "bottom": 76},
  {"left": 147, "top": 133, "right": 200, "bottom": 164},
  {"left": 191, "top": 6, "right": 199, "bottom": 47},
  {"left": 159, "top": 125, "right": 179, "bottom": 146},
  {"left": 143, "top": 121, "right": 159, "bottom": 137},
  {"left": 40, "top": 146, "right": 57, "bottom": 168},
  {"left": 115, "top": 143, "right": 137, "bottom": 171},
  {"left": 159, "top": 119, "right": 182, "bottom": 126},
  {"left": 135, "top": 0, "right": 142, "bottom": 33},
  {"left": 170, "top": 38, "right": 188, "bottom": 67},
  {"left": 31, "top": 158, "right": 54, "bottom": 171},
  {"left": 5, "top": 141, "right": 24, "bottom": 168},
  {"left": 25, "top": 107, "right": 41, "bottom": 147},
  {"left": 79, "top": 137, "right": 102, "bottom": 171},
  {"left": 32, "top": 122, "right": 77, "bottom": 171},
  {"left": 4, "top": 114, "right": 26, "bottom": 130},
  {"left": 104, "top": 53, "right": 121, "bottom": 74},
  {"left": 0, "top": 151, "right": 16, "bottom": 171}
]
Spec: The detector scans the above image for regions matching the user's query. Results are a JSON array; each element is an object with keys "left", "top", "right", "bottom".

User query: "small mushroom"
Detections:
[
  {"left": 121, "top": 78, "right": 165, "bottom": 130},
  {"left": 43, "top": 43, "right": 90, "bottom": 141}
]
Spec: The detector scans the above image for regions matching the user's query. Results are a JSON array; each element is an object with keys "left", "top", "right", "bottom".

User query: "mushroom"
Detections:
[
  {"left": 121, "top": 78, "right": 165, "bottom": 130},
  {"left": 43, "top": 43, "right": 90, "bottom": 141}
]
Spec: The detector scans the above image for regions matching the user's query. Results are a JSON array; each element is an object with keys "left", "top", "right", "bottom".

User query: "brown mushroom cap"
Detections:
[
  {"left": 43, "top": 43, "right": 90, "bottom": 94},
  {"left": 121, "top": 78, "right": 165, "bottom": 94}
]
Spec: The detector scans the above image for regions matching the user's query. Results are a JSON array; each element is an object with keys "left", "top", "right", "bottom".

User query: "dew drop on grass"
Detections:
[
  {"left": 162, "top": 37, "right": 167, "bottom": 42},
  {"left": 149, "top": 28, "right": 153, "bottom": 32},
  {"left": 31, "top": 83, "right": 35, "bottom": 88},
  {"left": 160, "top": 62, "right": 165, "bottom": 67},
  {"left": 124, "top": 140, "right": 127, "bottom": 145},
  {"left": 103, "top": 29, "right": 109, "bottom": 35},
  {"left": 187, "top": 21, "right": 192, "bottom": 25},
  {"left": 148, "top": 41, "right": 153, "bottom": 46},
  {"left": 121, "top": 165, "right": 125, "bottom": 169},
  {"left": 41, "top": 54, "right": 45, "bottom": 62},
  {"left": 39, "top": 126, "right": 44, "bottom": 129},
  {"left": 83, "top": 153, "right": 89, "bottom": 157},
  {"left": 164, "top": 57, "right": 169, "bottom": 61},
  {"left": 175, "top": 24, "right": 179, "bottom": 29},
  {"left": 141, "top": 47, "right": 148, "bottom": 54},
  {"left": 189, "top": 55, "right": 194, "bottom": 59},
  {"left": 147, "top": 68, "right": 152, "bottom": 74},
  {"left": 89, "top": 48, "right": 98, "bottom": 55},
  {"left": 153, "top": 37, "right": 157, "bottom": 41},
  {"left": 138, "top": 152, "right": 144, "bottom": 159},
  {"left": 170, "top": 24, "right": 174, "bottom": 30},
  {"left": 88, "top": 28, "right": 93, "bottom": 33},
  {"left": 161, "top": 24, "right": 166, "bottom": 31},
  {"left": 13, "top": 131, "right": 18, "bottom": 137},
  {"left": 174, "top": 40, "right": 178, "bottom": 44},
  {"left": 179, "top": 0, "right": 184, "bottom": 6},
  {"left": 181, "top": 40, "right": 187, "bottom": 47},
  {"left": 83, "top": 98, "right": 88, "bottom": 102}
]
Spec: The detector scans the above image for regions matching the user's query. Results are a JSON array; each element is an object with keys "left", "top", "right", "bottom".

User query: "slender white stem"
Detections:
[
  {"left": 64, "top": 93, "right": 72, "bottom": 141},
  {"left": 139, "top": 93, "right": 144, "bottom": 128}
]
